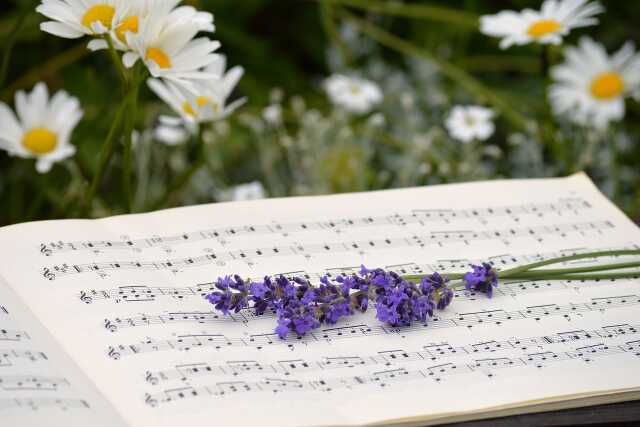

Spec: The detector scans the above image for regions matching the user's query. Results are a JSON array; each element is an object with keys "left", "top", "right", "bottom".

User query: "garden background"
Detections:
[{"left": 1, "top": 0, "right": 638, "bottom": 226}]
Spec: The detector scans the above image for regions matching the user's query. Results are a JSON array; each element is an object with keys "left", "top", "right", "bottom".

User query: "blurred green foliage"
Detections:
[{"left": 0, "top": 0, "right": 638, "bottom": 225}]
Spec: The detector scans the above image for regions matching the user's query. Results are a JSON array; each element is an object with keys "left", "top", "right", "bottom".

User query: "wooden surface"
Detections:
[{"left": 445, "top": 400, "right": 640, "bottom": 426}]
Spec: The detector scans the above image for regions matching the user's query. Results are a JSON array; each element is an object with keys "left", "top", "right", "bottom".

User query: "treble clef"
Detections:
[
  {"left": 145, "top": 371, "right": 159, "bottom": 385},
  {"left": 79, "top": 291, "right": 93, "bottom": 304},
  {"left": 144, "top": 394, "right": 158, "bottom": 408},
  {"left": 40, "top": 243, "right": 53, "bottom": 257},
  {"left": 104, "top": 319, "right": 118, "bottom": 333},
  {"left": 43, "top": 268, "right": 55, "bottom": 281},
  {"left": 107, "top": 346, "right": 121, "bottom": 360}
]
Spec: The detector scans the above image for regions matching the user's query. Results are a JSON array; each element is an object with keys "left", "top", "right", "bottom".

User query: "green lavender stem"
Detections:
[
  {"left": 403, "top": 249, "right": 640, "bottom": 287},
  {"left": 498, "top": 249, "right": 640, "bottom": 277}
]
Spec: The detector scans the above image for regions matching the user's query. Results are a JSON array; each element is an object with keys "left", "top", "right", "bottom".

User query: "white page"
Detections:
[
  {"left": 0, "top": 173, "right": 639, "bottom": 427},
  {"left": 0, "top": 278, "right": 127, "bottom": 427}
]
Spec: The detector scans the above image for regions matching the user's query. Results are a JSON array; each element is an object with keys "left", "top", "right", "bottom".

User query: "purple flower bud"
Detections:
[
  {"left": 463, "top": 263, "right": 499, "bottom": 298},
  {"left": 421, "top": 272, "right": 454, "bottom": 309}
]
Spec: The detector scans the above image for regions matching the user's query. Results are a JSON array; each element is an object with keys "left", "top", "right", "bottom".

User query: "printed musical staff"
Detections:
[
  {"left": 0, "top": 375, "right": 69, "bottom": 391},
  {"left": 139, "top": 326, "right": 640, "bottom": 397},
  {"left": 103, "top": 311, "right": 241, "bottom": 333},
  {"left": 39, "top": 199, "right": 591, "bottom": 256},
  {"left": 0, "top": 329, "right": 30, "bottom": 342},
  {"left": 42, "top": 221, "right": 613, "bottom": 280},
  {"left": 106, "top": 295, "right": 640, "bottom": 359},
  {"left": 0, "top": 397, "right": 89, "bottom": 412},
  {"left": 102, "top": 294, "right": 639, "bottom": 333},
  {"left": 143, "top": 339, "right": 638, "bottom": 406},
  {"left": 76, "top": 245, "right": 640, "bottom": 306},
  {"left": 0, "top": 350, "right": 48, "bottom": 367}
]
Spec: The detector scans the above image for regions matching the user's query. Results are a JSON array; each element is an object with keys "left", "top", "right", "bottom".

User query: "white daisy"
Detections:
[
  {"left": 0, "top": 83, "right": 83, "bottom": 173},
  {"left": 480, "top": 0, "right": 604, "bottom": 49},
  {"left": 549, "top": 37, "right": 640, "bottom": 129},
  {"left": 324, "top": 74, "right": 382, "bottom": 114},
  {"left": 36, "top": 0, "right": 130, "bottom": 38},
  {"left": 445, "top": 105, "right": 495, "bottom": 143},
  {"left": 122, "top": 6, "right": 220, "bottom": 81},
  {"left": 147, "top": 54, "right": 245, "bottom": 129},
  {"left": 87, "top": 0, "right": 214, "bottom": 52}
]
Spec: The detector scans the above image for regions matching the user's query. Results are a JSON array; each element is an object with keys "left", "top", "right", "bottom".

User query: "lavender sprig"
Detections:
[
  {"left": 205, "top": 266, "right": 458, "bottom": 339},
  {"left": 205, "top": 249, "right": 640, "bottom": 340}
]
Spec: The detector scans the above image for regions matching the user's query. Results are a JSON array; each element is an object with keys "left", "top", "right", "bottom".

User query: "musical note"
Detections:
[
  {"left": 39, "top": 199, "right": 592, "bottom": 256},
  {"left": 141, "top": 336, "right": 640, "bottom": 406},
  {"left": 0, "top": 375, "right": 69, "bottom": 391},
  {"left": 43, "top": 221, "right": 615, "bottom": 280},
  {"left": 0, "top": 329, "right": 29, "bottom": 342},
  {"left": 0, "top": 398, "right": 89, "bottom": 411},
  {"left": 0, "top": 350, "right": 48, "bottom": 367}
]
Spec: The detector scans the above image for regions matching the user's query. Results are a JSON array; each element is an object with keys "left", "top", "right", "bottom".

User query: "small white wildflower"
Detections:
[
  {"left": 262, "top": 104, "right": 283, "bottom": 125},
  {"left": 219, "top": 182, "right": 266, "bottom": 202},
  {"left": 445, "top": 105, "right": 495, "bottom": 143},
  {"left": 324, "top": 74, "right": 382, "bottom": 114}
]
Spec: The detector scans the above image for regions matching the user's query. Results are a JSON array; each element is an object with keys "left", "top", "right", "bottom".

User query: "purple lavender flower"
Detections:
[
  {"left": 375, "top": 280, "right": 434, "bottom": 326},
  {"left": 421, "top": 272, "right": 454, "bottom": 309},
  {"left": 206, "top": 265, "right": 461, "bottom": 339},
  {"left": 205, "top": 275, "right": 249, "bottom": 314},
  {"left": 274, "top": 299, "right": 320, "bottom": 339},
  {"left": 463, "top": 263, "right": 499, "bottom": 298}
]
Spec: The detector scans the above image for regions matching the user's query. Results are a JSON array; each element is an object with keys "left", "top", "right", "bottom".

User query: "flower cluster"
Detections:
[
  {"left": 480, "top": 0, "right": 640, "bottom": 129},
  {"left": 205, "top": 265, "right": 495, "bottom": 339},
  {"left": 21, "top": 0, "right": 244, "bottom": 162}
]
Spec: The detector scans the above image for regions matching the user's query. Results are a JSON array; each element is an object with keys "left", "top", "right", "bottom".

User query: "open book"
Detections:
[{"left": 1, "top": 173, "right": 639, "bottom": 427}]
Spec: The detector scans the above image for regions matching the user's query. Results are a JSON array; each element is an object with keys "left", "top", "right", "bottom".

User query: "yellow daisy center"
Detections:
[
  {"left": 146, "top": 48, "right": 172, "bottom": 69},
  {"left": 183, "top": 97, "right": 214, "bottom": 116},
  {"left": 590, "top": 72, "right": 625, "bottom": 100},
  {"left": 348, "top": 84, "right": 362, "bottom": 95},
  {"left": 22, "top": 128, "right": 58, "bottom": 155},
  {"left": 115, "top": 15, "right": 139, "bottom": 43},
  {"left": 82, "top": 4, "right": 116, "bottom": 30},
  {"left": 527, "top": 19, "right": 561, "bottom": 38}
]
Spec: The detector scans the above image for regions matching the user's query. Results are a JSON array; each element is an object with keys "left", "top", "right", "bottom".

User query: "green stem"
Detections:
[
  {"left": 81, "top": 95, "right": 129, "bottom": 215},
  {"left": 502, "top": 260, "right": 640, "bottom": 278},
  {"left": 0, "top": 5, "right": 30, "bottom": 89},
  {"left": 320, "top": 0, "right": 352, "bottom": 67},
  {"left": 328, "top": 0, "right": 478, "bottom": 28},
  {"left": 105, "top": 34, "right": 128, "bottom": 85},
  {"left": 500, "top": 271, "right": 640, "bottom": 281},
  {"left": 122, "top": 67, "right": 142, "bottom": 212},
  {"left": 499, "top": 249, "right": 640, "bottom": 277},
  {"left": 440, "top": 271, "right": 640, "bottom": 290},
  {"left": 151, "top": 126, "right": 207, "bottom": 210},
  {"left": 341, "top": 11, "right": 531, "bottom": 132}
]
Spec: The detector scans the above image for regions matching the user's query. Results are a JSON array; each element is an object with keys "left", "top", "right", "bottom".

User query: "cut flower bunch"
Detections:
[{"left": 206, "top": 249, "right": 640, "bottom": 339}]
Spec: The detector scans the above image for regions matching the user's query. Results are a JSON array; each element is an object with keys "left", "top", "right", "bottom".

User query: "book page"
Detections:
[
  {"left": 0, "top": 278, "right": 127, "bottom": 427},
  {"left": 0, "top": 173, "right": 639, "bottom": 427}
]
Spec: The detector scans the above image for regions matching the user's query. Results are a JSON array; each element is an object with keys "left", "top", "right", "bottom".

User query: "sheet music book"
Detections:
[{"left": 1, "top": 172, "right": 639, "bottom": 427}]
